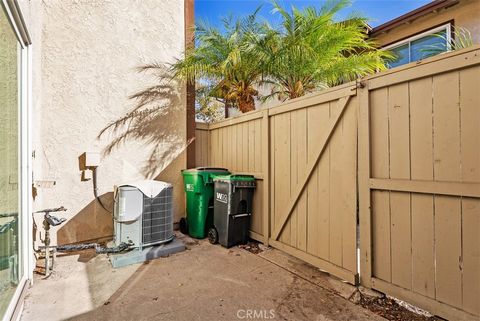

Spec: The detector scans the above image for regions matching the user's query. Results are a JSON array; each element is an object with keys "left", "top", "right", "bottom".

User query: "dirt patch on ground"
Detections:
[
  {"left": 273, "top": 276, "right": 383, "bottom": 321},
  {"left": 247, "top": 242, "right": 441, "bottom": 321},
  {"left": 358, "top": 294, "right": 441, "bottom": 321},
  {"left": 238, "top": 241, "right": 264, "bottom": 254}
]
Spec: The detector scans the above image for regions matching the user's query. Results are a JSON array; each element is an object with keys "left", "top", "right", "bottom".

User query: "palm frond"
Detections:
[{"left": 421, "top": 27, "right": 474, "bottom": 58}]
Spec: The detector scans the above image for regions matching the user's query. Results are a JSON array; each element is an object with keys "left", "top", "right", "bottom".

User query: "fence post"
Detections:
[
  {"left": 358, "top": 81, "right": 372, "bottom": 288},
  {"left": 262, "top": 109, "right": 270, "bottom": 246}
]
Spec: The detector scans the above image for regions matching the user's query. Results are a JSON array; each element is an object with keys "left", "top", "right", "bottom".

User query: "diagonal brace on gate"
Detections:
[{"left": 271, "top": 96, "right": 352, "bottom": 241}]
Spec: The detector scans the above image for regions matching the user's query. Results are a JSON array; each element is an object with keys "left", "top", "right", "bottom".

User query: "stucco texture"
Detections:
[
  {"left": 20, "top": 0, "right": 187, "bottom": 245},
  {"left": 374, "top": 0, "right": 480, "bottom": 46}
]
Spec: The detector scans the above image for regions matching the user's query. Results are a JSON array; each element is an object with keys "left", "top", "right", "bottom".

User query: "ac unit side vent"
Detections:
[{"left": 142, "top": 187, "right": 173, "bottom": 244}]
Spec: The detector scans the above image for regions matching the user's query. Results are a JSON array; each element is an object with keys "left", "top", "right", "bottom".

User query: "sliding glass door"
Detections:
[{"left": 0, "top": 6, "right": 22, "bottom": 318}]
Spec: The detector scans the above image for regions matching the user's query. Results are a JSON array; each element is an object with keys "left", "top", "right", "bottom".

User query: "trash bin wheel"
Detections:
[
  {"left": 208, "top": 227, "right": 218, "bottom": 244},
  {"left": 179, "top": 217, "right": 188, "bottom": 235}
]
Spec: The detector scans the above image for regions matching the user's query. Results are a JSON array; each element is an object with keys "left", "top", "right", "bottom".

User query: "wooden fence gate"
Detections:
[
  {"left": 267, "top": 86, "right": 358, "bottom": 284},
  {"left": 195, "top": 46, "right": 480, "bottom": 321},
  {"left": 358, "top": 47, "right": 480, "bottom": 321}
]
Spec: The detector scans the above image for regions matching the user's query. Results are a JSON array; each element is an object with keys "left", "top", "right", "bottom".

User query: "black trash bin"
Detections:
[{"left": 208, "top": 175, "right": 256, "bottom": 248}]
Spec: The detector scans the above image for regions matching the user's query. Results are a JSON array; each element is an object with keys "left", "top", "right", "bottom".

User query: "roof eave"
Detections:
[{"left": 369, "top": 0, "right": 459, "bottom": 36}]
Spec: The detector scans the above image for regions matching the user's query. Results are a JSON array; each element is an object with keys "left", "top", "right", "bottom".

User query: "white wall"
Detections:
[{"left": 19, "top": 0, "right": 187, "bottom": 244}]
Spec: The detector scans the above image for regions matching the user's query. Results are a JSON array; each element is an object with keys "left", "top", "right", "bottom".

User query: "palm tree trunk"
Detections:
[
  {"left": 237, "top": 96, "right": 255, "bottom": 113},
  {"left": 224, "top": 100, "right": 230, "bottom": 118}
]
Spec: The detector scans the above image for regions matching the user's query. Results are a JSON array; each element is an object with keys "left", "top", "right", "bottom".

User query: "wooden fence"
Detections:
[{"left": 195, "top": 46, "right": 480, "bottom": 321}]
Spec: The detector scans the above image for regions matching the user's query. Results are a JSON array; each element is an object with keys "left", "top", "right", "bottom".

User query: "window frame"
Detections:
[
  {"left": 384, "top": 23, "right": 452, "bottom": 66},
  {"left": 1, "top": 1, "right": 32, "bottom": 321}
]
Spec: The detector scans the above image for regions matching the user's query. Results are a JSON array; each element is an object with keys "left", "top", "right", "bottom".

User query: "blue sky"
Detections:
[{"left": 195, "top": 0, "right": 432, "bottom": 28}]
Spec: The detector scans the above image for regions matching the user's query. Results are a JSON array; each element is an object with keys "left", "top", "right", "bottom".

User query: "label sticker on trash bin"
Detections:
[
  {"left": 216, "top": 192, "right": 228, "bottom": 203},
  {"left": 186, "top": 183, "right": 194, "bottom": 192}
]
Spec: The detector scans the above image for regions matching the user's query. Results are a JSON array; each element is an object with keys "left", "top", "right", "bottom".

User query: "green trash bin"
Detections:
[{"left": 181, "top": 167, "right": 230, "bottom": 238}]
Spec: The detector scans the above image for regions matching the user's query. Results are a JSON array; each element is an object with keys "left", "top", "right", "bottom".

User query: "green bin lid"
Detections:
[
  {"left": 182, "top": 167, "right": 230, "bottom": 173},
  {"left": 213, "top": 174, "right": 256, "bottom": 181}
]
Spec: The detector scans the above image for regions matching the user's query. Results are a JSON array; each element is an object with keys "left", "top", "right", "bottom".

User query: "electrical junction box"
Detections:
[{"left": 79, "top": 152, "right": 100, "bottom": 169}]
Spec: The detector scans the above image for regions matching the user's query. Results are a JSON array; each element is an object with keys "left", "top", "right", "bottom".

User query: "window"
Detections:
[
  {"left": 0, "top": 6, "right": 22, "bottom": 317},
  {"left": 0, "top": 2, "right": 31, "bottom": 320},
  {"left": 385, "top": 24, "right": 451, "bottom": 68}
]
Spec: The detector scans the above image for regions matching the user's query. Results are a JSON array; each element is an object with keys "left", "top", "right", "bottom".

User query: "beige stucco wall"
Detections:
[
  {"left": 373, "top": 0, "right": 480, "bottom": 46},
  {"left": 19, "top": 0, "right": 187, "bottom": 245}
]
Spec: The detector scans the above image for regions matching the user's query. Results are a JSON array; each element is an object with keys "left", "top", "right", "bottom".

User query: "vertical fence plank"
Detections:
[
  {"left": 296, "top": 108, "right": 308, "bottom": 252},
  {"left": 223, "top": 127, "right": 229, "bottom": 168},
  {"left": 460, "top": 66, "right": 480, "bottom": 183},
  {"left": 369, "top": 87, "right": 391, "bottom": 284},
  {"left": 218, "top": 128, "right": 224, "bottom": 166},
  {"left": 248, "top": 120, "right": 255, "bottom": 172},
  {"left": 433, "top": 72, "right": 462, "bottom": 309},
  {"left": 409, "top": 78, "right": 434, "bottom": 180},
  {"left": 329, "top": 100, "right": 343, "bottom": 266},
  {"left": 210, "top": 129, "right": 216, "bottom": 166},
  {"left": 459, "top": 66, "right": 480, "bottom": 315},
  {"left": 237, "top": 123, "right": 242, "bottom": 172},
  {"left": 233, "top": 124, "right": 239, "bottom": 171},
  {"left": 388, "top": 83, "right": 412, "bottom": 290},
  {"left": 370, "top": 88, "right": 389, "bottom": 179},
  {"left": 290, "top": 111, "right": 298, "bottom": 248},
  {"left": 223, "top": 127, "right": 228, "bottom": 168},
  {"left": 389, "top": 191, "right": 411, "bottom": 289},
  {"left": 341, "top": 97, "right": 358, "bottom": 273},
  {"left": 371, "top": 190, "right": 391, "bottom": 282},
  {"left": 262, "top": 111, "right": 270, "bottom": 245},
  {"left": 277, "top": 113, "right": 291, "bottom": 244},
  {"left": 409, "top": 77, "right": 435, "bottom": 298},
  {"left": 358, "top": 83, "right": 372, "bottom": 287},
  {"left": 251, "top": 179, "right": 264, "bottom": 237},
  {"left": 229, "top": 125, "right": 234, "bottom": 170},
  {"left": 461, "top": 198, "right": 480, "bottom": 315},
  {"left": 270, "top": 116, "right": 276, "bottom": 233},
  {"left": 195, "top": 129, "right": 202, "bottom": 166},
  {"left": 433, "top": 72, "right": 461, "bottom": 182},
  {"left": 243, "top": 122, "right": 249, "bottom": 172},
  {"left": 213, "top": 129, "right": 218, "bottom": 166},
  {"left": 411, "top": 194, "right": 435, "bottom": 297},
  {"left": 435, "top": 196, "right": 462, "bottom": 308},
  {"left": 316, "top": 131, "right": 330, "bottom": 260},
  {"left": 233, "top": 125, "right": 239, "bottom": 171},
  {"left": 388, "top": 83, "right": 410, "bottom": 179},
  {"left": 255, "top": 119, "right": 262, "bottom": 174},
  {"left": 232, "top": 125, "right": 236, "bottom": 170}
]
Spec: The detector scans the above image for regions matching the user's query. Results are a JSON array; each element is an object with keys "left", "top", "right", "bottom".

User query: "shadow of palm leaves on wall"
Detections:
[{"left": 98, "top": 65, "right": 185, "bottom": 178}]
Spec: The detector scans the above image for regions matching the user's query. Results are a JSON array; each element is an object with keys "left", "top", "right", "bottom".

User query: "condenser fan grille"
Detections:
[{"left": 142, "top": 187, "right": 173, "bottom": 244}]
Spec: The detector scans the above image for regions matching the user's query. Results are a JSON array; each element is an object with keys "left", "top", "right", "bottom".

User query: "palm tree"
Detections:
[
  {"left": 250, "top": 0, "right": 392, "bottom": 101},
  {"left": 143, "top": 1, "right": 391, "bottom": 115},
  {"left": 170, "top": 11, "right": 264, "bottom": 113}
]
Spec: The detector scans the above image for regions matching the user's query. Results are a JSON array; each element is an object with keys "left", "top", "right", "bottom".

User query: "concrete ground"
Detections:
[{"left": 21, "top": 234, "right": 386, "bottom": 321}]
